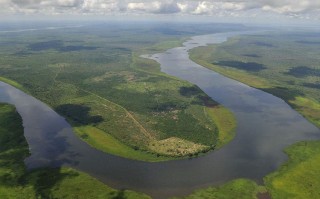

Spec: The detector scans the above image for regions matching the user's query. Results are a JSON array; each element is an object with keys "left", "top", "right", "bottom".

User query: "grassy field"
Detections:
[
  {"left": 264, "top": 141, "right": 320, "bottom": 199},
  {"left": 172, "top": 179, "right": 267, "bottom": 199},
  {"left": 205, "top": 105, "right": 237, "bottom": 149},
  {"left": 0, "top": 22, "right": 241, "bottom": 160},
  {"left": 0, "top": 103, "right": 151, "bottom": 199},
  {"left": 74, "top": 126, "right": 173, "bottom": 161},
  {"left": 190, "top": 31, "right": 320, "bottom": 128}
]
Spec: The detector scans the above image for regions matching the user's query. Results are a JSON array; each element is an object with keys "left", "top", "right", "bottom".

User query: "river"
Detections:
[{"left": 0, "top": 31, "right": 319, "bottom": 199}]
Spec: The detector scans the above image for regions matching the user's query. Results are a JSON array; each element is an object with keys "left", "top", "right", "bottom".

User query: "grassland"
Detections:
[
  {"left": 172, "top": 179, "right": 267, "bottom": 199},
  {"left": 0, "top": 22, "right": 241, "bottom": 161},
  {"left": 264, "top": 141, "right": 320, "bottom": 199},
  {"left": 0, "top": 103, "right": 151, "bottom": 199},
  {"left": 190, "top": 31, "right": 320, "bottom": 128},
  {"left": 205, "top": 105, "right": 237, "bottom": 149},
  {"left": 74, "top": 126, "right": 173, "bottom": 161}
]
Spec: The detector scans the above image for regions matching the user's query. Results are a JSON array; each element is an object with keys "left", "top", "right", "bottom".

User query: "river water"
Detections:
[{"left": 0, "top": 32, "right": 319, "bottom": 198}]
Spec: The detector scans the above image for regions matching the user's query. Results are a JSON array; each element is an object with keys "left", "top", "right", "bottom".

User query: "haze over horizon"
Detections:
[{"left": 0, "top": 0, "right": 319, "bottom": 25}]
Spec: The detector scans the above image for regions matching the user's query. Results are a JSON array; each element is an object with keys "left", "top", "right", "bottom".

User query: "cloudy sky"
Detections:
[{"left": 0, "top": 0, "right": 319, "bottom": 22}]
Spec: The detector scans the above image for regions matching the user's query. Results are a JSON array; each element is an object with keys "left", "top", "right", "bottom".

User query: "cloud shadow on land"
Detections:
[
  {"left": 55, "top": 104, "right": 103, "bottom": 126},
  {"left": 213, "top": 61, "right": 267, "bottom": 72},
  {"left": 28, "top": 40, "right": 98, "bottom": 52},
  {"left": 285, "top": 66, "right": 320, "bottom": 78},
  {"left": 179, "top": 86, "right": 218, "bottom": 107},
  {"left": 303, "top": 83, "right": 320, "bottom": 89},
  {"left": 261, "top": 86, "right": 305, "bottom": 102}
]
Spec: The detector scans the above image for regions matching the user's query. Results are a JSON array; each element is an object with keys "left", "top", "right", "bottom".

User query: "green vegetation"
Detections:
[
  {"left": 205, "top": 105, "right": 237, "bottom": 149},
  {"left": 24, "top": 167, "right": 151, "bottom": 199},
  {"left": 0, "top": 22, "right": 239, "bottom": 161},
  {"left": 172, "top": 179, "right": 267, "bottom": 199},
  {"left": 0, "top": 76, "right": 27, "bottom": 93},
  {"left": 0, "top": 103, "right": 151, "bottom": 199},
  {"left": 264, "top": 141, "right": 320, "bottom": 199},
  {"left": 190, "top": 31, "right": 320, "bottom": 127},
  {"left": 0, "top": 103, "right": 31, "bottom": 198}
]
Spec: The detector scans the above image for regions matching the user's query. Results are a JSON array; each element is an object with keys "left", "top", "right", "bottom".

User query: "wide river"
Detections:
[{"left": 0, "top": 32, "right": 319, "bottom": 199}]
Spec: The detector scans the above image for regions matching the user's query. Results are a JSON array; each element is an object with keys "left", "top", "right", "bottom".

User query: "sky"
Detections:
[{"left": 0, "top": 0, "right": 319, "bottom": 23}]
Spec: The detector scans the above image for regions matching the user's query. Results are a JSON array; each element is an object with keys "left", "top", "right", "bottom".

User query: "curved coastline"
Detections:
[{"left": 0, "top": 31, "right": 319, "bottom": 198}]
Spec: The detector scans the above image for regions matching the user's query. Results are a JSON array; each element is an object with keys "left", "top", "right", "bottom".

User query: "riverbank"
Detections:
[
  {"left": 189, "top": 32, "right": 320, "bottom": 128},
  {"left": 264, "top": 141, "right": 320, "bottom": 199},
  {"left": 186, "top": 30, "right": 320, "bottom": 199}
]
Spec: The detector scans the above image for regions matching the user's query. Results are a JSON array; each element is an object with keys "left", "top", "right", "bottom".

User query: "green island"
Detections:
[
  {"left": 190, "top": 31, "right": 320, "bottom": 128},
  {"left": 0, "top": 23, "right": 239, "bottom": 161},
  {"left": 0, "top": 103, "right": 150, "bottom": 199}
]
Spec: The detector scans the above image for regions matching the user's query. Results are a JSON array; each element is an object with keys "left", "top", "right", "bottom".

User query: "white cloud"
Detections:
[
  {"left": 57, "top": 0, "right": 80, "bottom": 7},
  {"left": 260, "top": 0, "right": 319, "bottom": 14},
  {"left": 193, "top": 1, "right": 214, "bottom": 15},
  {"left": 126, "top": 1, "right": 181, "bottom": 14},
  {"left": 177, "top": 2, "right": 189, "bottom": 12},
  {"left": 127, "top": 2, "right": 146, "bottom": 11},
  {"left": 153, "top": 1, "right": 181, "bottom": 14},
  {"left": 0, "top": 0, "right": 319, "bottom": 20},
  {"left": 126, "top": 2, "right": 160, "bottom": 12},
  {"left": 192, "top": 1, "right": 245, "bottom": 15},
  {"left": 221, "top": 2, "right": 245, "bottom": 11},
  {"left": 81, "top": 0, "right": 118, "bottom": 13}
]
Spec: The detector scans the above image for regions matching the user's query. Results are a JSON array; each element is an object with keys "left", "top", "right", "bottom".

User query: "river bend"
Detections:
[{"left": 0, "top": 31, "right": 319, "bottom": 198}]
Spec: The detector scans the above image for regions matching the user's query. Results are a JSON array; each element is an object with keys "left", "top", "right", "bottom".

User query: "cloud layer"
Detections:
[{"left": 0, "top": 0, "right": 319, "bottom": 20}]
